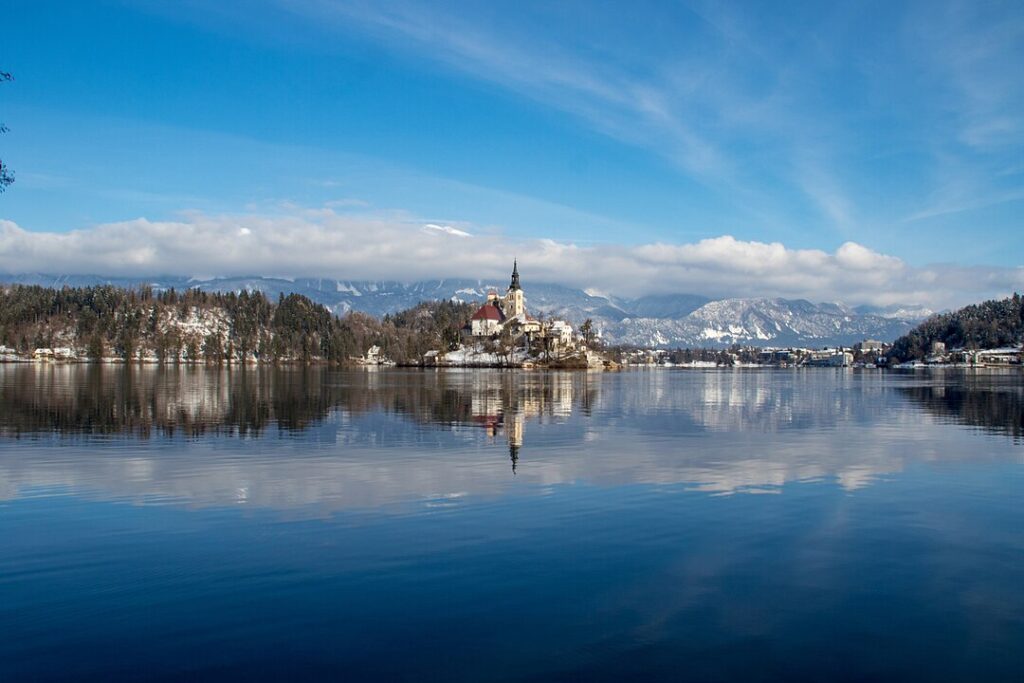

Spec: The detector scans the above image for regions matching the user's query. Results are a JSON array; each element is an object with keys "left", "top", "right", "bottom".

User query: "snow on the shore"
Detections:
[{"left": 439, "top": 344, "right": 526, "bottom": 367}]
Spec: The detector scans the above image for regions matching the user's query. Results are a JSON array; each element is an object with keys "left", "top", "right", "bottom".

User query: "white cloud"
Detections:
[
  {"left": 1, "top": 208, "right": 1021, "bottom": 309},
  {"left": 422, "top": 223, "right": 472, "bottom": 238}
]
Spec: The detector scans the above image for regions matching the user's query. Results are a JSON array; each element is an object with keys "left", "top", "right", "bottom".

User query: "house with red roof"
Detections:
[{"left": 469, "top": 297, "right": 506, "bottom": 336}]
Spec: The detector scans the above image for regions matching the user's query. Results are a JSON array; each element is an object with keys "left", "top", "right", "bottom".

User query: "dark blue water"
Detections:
[{"left": 1, "top": 365, "right": 1022, "bottom": 681}]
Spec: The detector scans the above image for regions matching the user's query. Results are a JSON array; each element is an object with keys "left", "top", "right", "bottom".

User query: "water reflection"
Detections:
[
  {"left": 0, "top": 365, "right": 1020, "bottom": 509},
  {"left": 0, "top": 365, "right": 592, "bottom": 443},
  {"left": 897, "top": 376, "right": 1024, "bottom": 441}
]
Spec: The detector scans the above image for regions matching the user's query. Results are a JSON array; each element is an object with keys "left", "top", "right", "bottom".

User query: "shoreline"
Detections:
[{"left": 2, "top": 357, "right": 1020, "bottom": 371}]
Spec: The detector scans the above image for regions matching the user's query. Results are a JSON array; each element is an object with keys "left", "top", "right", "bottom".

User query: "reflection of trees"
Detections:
[
  {"left": 898, "top": 383, "right": 1024, "bottom": 441},
  {"left": 0, "top": 365, "right": 334, "bottom": 437},
  {"left": 4, "top": 366, "right": 1022, "bottom": 508},
  {"left": 6, "top": 366, "right": 1022, "bottom": 447},
  {"left": 0, "top": 366, "right": 596, "bottom": 441}
]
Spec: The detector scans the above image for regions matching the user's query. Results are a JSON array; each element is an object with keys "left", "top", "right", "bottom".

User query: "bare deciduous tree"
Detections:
[{"left": 0, "top": 70, "right": 13, "bottom": 193}]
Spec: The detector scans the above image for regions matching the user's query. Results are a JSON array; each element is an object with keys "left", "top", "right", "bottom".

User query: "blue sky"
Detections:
[{"left": 1, "top": 0, "right": 1022, "bottom": 305}]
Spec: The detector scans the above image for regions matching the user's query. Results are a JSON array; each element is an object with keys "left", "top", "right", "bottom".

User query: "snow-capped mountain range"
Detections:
[{"left": 2, "top": 273, "right": 933, "bottom": 348}]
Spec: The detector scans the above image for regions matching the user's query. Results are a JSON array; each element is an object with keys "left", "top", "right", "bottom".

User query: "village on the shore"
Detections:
[{"left": 618, "top": 340, "right": 1023, "bottom": 369}]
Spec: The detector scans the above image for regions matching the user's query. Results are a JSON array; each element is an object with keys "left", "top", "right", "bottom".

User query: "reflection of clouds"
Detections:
[
  {"left": 0, "top": 367, "right": 1020, "bottom": 510},
  {"left": 597, "top": 369, "right": 893, "bottom": 434},
  {"left": 836, "top": 466, "right": 882, "bottom": 491}
]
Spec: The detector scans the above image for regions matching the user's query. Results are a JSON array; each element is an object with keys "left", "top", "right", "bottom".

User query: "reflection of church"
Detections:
[
  {"left": 468, "top": 373, "right": 577, "bottom": 473},
  {"left": 476, "top": 410, "right": 526, "bottom": 473}
]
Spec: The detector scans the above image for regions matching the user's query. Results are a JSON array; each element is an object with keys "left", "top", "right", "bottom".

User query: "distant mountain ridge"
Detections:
[
  {"left": 1, "top": 273, "right": 931, "bottom": 348},
  {"left": 609, "top": 297, "right": 921, "bottom": 349}
]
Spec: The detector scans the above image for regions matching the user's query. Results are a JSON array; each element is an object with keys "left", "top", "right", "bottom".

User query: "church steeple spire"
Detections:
[{"left": 502, "top": 259, "right": 525, "bottom": 318}]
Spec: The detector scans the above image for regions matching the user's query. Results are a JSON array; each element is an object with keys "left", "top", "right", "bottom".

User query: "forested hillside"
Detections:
[
  {"left": 0, "top": 284, "right": 474, "bottom": 364},
  {"left": 888, "top": 293, "right": 1023, "bottom": 361}
]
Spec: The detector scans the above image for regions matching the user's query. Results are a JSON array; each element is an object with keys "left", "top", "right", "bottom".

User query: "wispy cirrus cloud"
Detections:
[
  {"left": 895, "top": 1, "right": 1024, "bottom": 226},
  {"left": 925, "top": 4, "right": 1024, "bottom": 150},
  {"left": 278, "top": 1, "right": 759, "bottom": 194},
  {"left": 267, "top": 0, "right": 1023, "bottom": 241},
  {"left": 2, "top": 205, "right": 1020, "bottom": 309},
  {"left": 93, "top": 0, "right": 1023, "bottom": 266}
]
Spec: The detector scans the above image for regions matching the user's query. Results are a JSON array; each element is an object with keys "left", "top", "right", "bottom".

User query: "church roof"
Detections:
[
  {"left": 509, "top": 260, "right": 521, "bottom": 291},
  {"left": 471, "top": 302, "right": 506, "bottom": 321}
]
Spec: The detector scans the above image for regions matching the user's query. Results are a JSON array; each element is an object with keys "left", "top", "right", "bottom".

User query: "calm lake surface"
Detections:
[{"left": 1, "top": 365, "right": 1022, "bottom": 681}]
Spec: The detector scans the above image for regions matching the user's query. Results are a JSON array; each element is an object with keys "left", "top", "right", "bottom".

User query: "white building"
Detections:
[
  {"left": 549, "top": 320, "right": 575, "bottom": 347},
  {"left": 365, "top": 345, "right": 382, "bottom": 364},
  {"left": 469, "top": 298, "right": 506, "bottom": 336},
  {"left": 967, "top": 347, "right": 1022, "bottom": 366},
  {"left": 32, "top": 347, "right": 77, "bottom": 361},
  {"left": 806, "top": 349, "right": 853, "bottom": 367}
]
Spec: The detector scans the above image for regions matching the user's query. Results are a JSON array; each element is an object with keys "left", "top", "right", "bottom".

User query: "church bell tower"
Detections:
[{"left": 505, "top": 260, "right": 525, "bottom": 318}]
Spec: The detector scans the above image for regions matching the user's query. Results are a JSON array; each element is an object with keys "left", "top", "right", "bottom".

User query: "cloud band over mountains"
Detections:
[{"left": 1, "top": 208, "right": 1021, "bottom": 309}]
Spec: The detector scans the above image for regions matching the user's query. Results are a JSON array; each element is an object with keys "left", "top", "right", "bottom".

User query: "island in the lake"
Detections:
[{"left": 1, "top": 266, "right": 1021, "bottom": 370}]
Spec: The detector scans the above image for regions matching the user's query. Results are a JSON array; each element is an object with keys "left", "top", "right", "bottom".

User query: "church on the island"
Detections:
[
  {"left": 467, "top": 261, "right": 531, "bottom": 336},
  {"left": 466, "top": 261, "right": 566, "bottom": 345}
]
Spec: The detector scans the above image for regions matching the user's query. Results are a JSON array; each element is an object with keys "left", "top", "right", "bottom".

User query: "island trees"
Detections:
[{"left": 580, "top": 318, "right": 596, "bottom": 348}]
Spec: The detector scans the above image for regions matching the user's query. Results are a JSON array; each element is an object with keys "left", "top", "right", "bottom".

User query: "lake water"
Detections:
[{"left": 1, "top": 365, "right": 1022, "bottom": 681}]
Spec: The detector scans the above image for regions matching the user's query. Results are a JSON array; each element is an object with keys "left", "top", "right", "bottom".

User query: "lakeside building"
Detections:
[
  {"left": 758, "top": 349, "right": 793, "bottom": 365},
  {"left": 914, "top": 344, "right": 1022, "bottom": 367},
  {"left": 805, "top": 349, "right": 854, "bottom": 367},
  {"left": 32, "top": 347, "right": 77, "bottom": 361},
  {"left": 861, "top": 339, "right": 885, "bottom": 353},
  {"left": 959, "top": 347, "right": 1023, "bottom": 366}
]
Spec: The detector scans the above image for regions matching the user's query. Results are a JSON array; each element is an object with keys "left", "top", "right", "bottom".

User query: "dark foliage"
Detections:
[
  {"left": 0, "top": 284, "right": 475, "bottom": 364},
  {"left": 888, "top": 293, "right": 1023, "bottom": 361}
]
